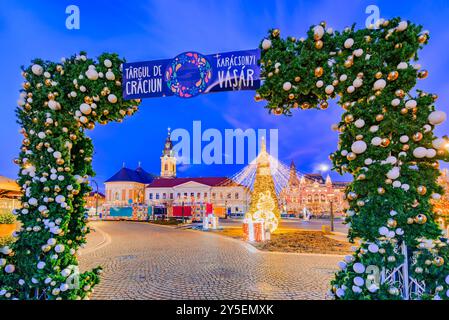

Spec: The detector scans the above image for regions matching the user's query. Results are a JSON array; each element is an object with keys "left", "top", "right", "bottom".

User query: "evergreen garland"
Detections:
[
  {"left": 257, "top": 18, "right": 449, "bottom": 299},
  {"left": 0, "top": 52, "right": 140, "bottom": 299}
]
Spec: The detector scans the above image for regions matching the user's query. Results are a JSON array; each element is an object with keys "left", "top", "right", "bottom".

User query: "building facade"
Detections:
[{"left": 279, "top": 162, "right": 348, "bottom": 217}]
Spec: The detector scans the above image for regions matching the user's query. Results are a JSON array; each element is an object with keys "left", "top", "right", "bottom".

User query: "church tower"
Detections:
[
  {"left": 160, "top": 128, "right": 176, "bottom": 178},
  {"left": 288, "top": 161, "right": 300, "bottom": 187}
]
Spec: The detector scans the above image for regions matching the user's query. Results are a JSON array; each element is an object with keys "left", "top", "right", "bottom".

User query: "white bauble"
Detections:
[
  {"left": 55, "top": 195, "right": 66, "bottom": 204},
  {"left": 432, "top": 138, "right": 445, "bottom": 149},
  {"left": 108, "top": 94, "right": 118, "bottom": 104},
  {"left": 85, "top": 67, "right": 98, "bottom": 81},
  {"left": 341, "top": 150, "right": 348, "bottom": 156},
  {"left": 336, "top": 288, "right": 345, "bottom": 298},
  {"left": 397, "top": 62, "right": 408, "bottom": 70},
  {"left": 53, "top": 151, "right": 62, "bottom": 159},
  {"left": 351, "top": 141, "right": 367, "bottom": 154},
  {"left": 338, "top": 261, "right": 347, "bottom": 270},
  {"left": 47, "top": 238, "right": 56, "bottom": 246},
  {"left": 325, "top": 85, "right": 334, "bottom": 94},
  {"left": 354, "top": 276, "right": 365, "bottom": 287},
  {"left": 405, "top": 100, "right": 417, "bottom": 109},
  {"left": 60, "top": 283, "right": 69, "bottom": 292},
  {"left": 426, "top": 148, "right": 436, "bottom": 158},
  {"left": 104, "top": 59, "right": 112, "bottom": 68},
  {"left": 282, "top": 81, "right": 292, "bottom": 91},
  {"left": 38, "top": 132, "right": 46, "bottom": 139},
  {"left": 386, "top": 167, "right": 400, "bottom": 180},
  {"left": 80, "top": 103, "right": 92, "bottom": 115},
  {"left": 344, "top": 255, "right": 354, "bottom": 263},
  {"left": 106, "top": 70, "right": 115, "bottom": 81},
  {"left": 347, "top": 86, "right": 355, "bottom": 93},
  {"left": 364, "top": 158, "right": 373, "bottom": 165},
  {"left": 261, "top": 39, "right": 272, "bottom": 50},
  {"left": 379, "top": 226, "right": 389, "bottom": 236},
  {"left": 396, "top": 21, "right": 408, "bottom": 32},
  {"left": 353, "top": 78, "right": 363, "bottom": 88},
  {"left": 392, "top": 181, "right": 402, "bottom": 188},
  {"left": 339, "top": 74, "right": 347, "bottom": 81},
  {"left": 344, "top": 38, "right": 354, "bottom": 49},
  {"left": 354, "top": 119, "right": 365, "bottom": 128},
  {"left": 432, "top": 193, "right": 442, "bottom": 200},
  {"left": 0, "top": 259, "right": 6, "bottom": 267},
  {"left": 31, "top": 64, "right": 44, "bottom": 76},
  {"left": 80, "top": 85, "right": 86, "bottom": 92},
  {"left": 390, "top": 210, "right": 398, "bottom": 216},
  {"left": 396, "top": 228, "right": 404, "bottom": 235},
  {"left": 401, "top": 184, "right": 410, "bottom": 191},
  {"left": 413, "top": 147, "right": 427, "bottom": 158},
  {"left": 55, "top": 244, "right": 65, "bottom": 253},
  {"left": 37, "top": 261, "right": 46, "bottom": 269},
  {"left": 5, "top": 264, "right": 15, "bottom": 273},
  {"left": 428, "top": 111, "right": 446, "bottom": 125},
  {"left": 353, "top": 263, "right": 365, "bottom": 274},
  {"left": 373, "top": 79, "right": 386, "bottom": 90},
  {"left": 313, "top": 25, "right": 325, "bottom": 40},
  {"left": 391, "top": 98, "right": 401, "bottom": 107},
  {"left": 386, "top": 156, "right": 397, "bottom": 165},
  {"left": 399, "top": 135, "right": 409, "bottom": 143},
  {"left": 371, "top": 137, "right": 382, "bottom": 146},
  {"left": 316, "top": 80, "right": 324, "bottom": 88},
  {"left": 48, "top": 100, "right": 60, "bottom": 111},
  {"left": 28, "top": 198, "right": 38, "bottom": 206},
  {"left": 79, "top": 116, "right": 88, "bottom": 124},
  {"left": 368, "top": 243, "right": 379, "bottom": 253},
  {"left": 353, "top": 48, "right": 363, "bottom": 57},
  {"left": 369, "top": 125, "right": 378, "bottom": 133}
]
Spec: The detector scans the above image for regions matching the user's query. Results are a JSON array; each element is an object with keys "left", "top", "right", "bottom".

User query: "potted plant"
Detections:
[{"left": 0, "top": 210, "right": 16, "bottom": 237}]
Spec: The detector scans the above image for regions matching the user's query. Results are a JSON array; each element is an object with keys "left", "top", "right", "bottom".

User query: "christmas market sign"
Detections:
[
  {"left": 122, "top": 49, "right": 260, "bottom": 99},
  {"left": 4, "top": 17, "right": 449, "bottom": 301}
]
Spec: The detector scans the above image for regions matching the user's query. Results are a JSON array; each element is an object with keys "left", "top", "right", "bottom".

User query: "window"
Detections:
[
  {"left": 170, "top": 193, "right": 174, "bottom": 200},
  {"left": 212, "top": 193, "right": 216, "bottom": 199},
  {"left": 183, "top": 192, "right": 187, "bottom": 198},
  {"left": 190, "top": 192, "right": 194, "bottom": 198},
  {"left": 149, "top": 193, "right": 153, "bottom": 200},
  {"left": 156, "top": 193, "right": 160, "bottom": 200},
  {"left": 162, "top": 193, "right": 167, "bottom": 199},
  {"left": 164, "top": 164, "right": 168, "bottom": 171},
  {"left": 235, "top": 207, "right": 239, "bottom": 212},
  {"left": 235, "top": 192, "right": 239, "bottom": 200},
  {"left": 220, "top": 193, "right": 223, "bottom": 199},
  {"left": 197, "top": 192, "right": 201, "bottom": 199},
  {"left": 204, "top": 192, "right": 208, "bottom": 198},
  {"left": 227, "top": 193, "right": 231, "bottom": 199}
]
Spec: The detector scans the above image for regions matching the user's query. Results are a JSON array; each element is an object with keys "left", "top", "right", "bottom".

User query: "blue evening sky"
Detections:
[{"left": 0, "top": 0, "right": 448, "bottom": 191}]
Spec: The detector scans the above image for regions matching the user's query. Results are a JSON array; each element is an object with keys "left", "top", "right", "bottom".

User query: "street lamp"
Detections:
[
  {"left": 181, "top": 195, "right": 187, "bottom": 223},
  {"left": 328, "top": 194, "right": 335, "bottom": 232},
  {"left": 90, "top": 179, "right": 99, "bottom": 217}
]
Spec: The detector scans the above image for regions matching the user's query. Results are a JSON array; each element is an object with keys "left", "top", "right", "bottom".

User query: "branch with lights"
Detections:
[
  {"left": 257, "top": 18, "right": 449, "bottom": 299},
  {"left": 0, "top": 52, "right": 140, "bottom": 300}
]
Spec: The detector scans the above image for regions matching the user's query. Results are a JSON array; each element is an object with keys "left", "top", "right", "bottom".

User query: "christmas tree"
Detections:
[{"left": 246, "top": 138, "right": 280, "bottom": 232}]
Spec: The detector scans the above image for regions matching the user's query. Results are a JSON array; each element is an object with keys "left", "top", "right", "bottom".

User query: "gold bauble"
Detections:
[
  {"left": 432, "top": 94, "right": 438, "bottom": 101},
  {"left": 417, "top": 185, "right": 427, "bottom": 195},
  {"left": 357, "top": 174, "right": 366, "bottom": 181},
  {"left": 387, "top": 71, "right": 399, "bottom": 81},
  {"left": 347, "top": 192, "right": 357, "bottom": 200},
  {"left": 273, "top": 108, "right": 283, "bottom": 115},
  {"left": 84, "top": 96, "right": 93, "bottom": 104},
  {"left": 294, "top": 76, "right": 301, "bottom": 82},
  {"left": 375, "top": 72, "right": 383, "bottom": 79},
  {"left": 56, "top": 65, "right": 63, "bottom": 72},
  {"left": 395, "top": 89, "right": 405, "bottom": 98},
  {"left": 381, "top": 138, "right": 390, "bottom": 147},
  {"left": 293, "top": 102, "right": 299, "bottom": 109},
  {"left": 402, "top": 144, "right": 410, "bottom": 151},
  {"left": 288, "top": 93, "right": 295, "bottom": 100},
  {"left": 23, "top": 82, "right": 31, "bottom": 89},
  {"left": 407, "top": 218, "right": 414, "bottom": 224},
  {"left": 272, "top": 29, "right": 280, "bottom": 37},
  {"left": 414, "top": 214, "right": 427, "bottom": 224},
  {"left": 418, "top": 34, "right": 427, "bottom": 44},
  {"left": 346, "top": 152, "right": 356, "bottom": 161},
  {"left": 356, "top": 135, "right": 363, "bottom": 140},
  {"left": 103, "top": 110, "right": 110, "bottom": 115},
  {"left": 13, "top": 158, "right": 21, "bottom": 165},
  {"left": 432, "top": 161, "right": 440, "bottom": 169},
  {"left": 434, "top": 257, "right": 444, "bottom": 267},
  {"left": 412, "top": 132, "right": 423, "bottom": 142},
  {"left": 254, "top": 93, "right": 263, "bottom": 102},
  {"left": 437, "top": 149, "right": 445, "bottom": 156},
  {"left": 400, "top": 108, "right": 408, "bottom": 115},
  {"left": 387, "top": 219, "right": 397, "bottom": 228},
  {"left": 23, "top": 139, "right": 30, "bottom": 146},
  {"left": 314, "top": 67, "right": 324, "bottom": 77},
  {"left": 344, "top": 114, "right": 354, "bottom": 123},
  {"left": 344, "top": 60, "right": 353, "bottom": 68},
  {"left": 69, "top": 134, "right": 77, "bottom": 141},
  {"left": 365, "top": 35, "right": 372, "bottom": 43},
  {"left": 45, "top": 79, "right": 52, "bottom": 86},
  {"left": 394, "top": 43, "right": 403, "bottom": 49},
  {"left": 301, "top": 102, "right": 311, "bottom": 109},
  {"left": 315, "top": 40, "right": 323, "bottom": 49},
  {"left": 87, "top": 123, "right": 95, "bottom": 130},
  {"left": 320, "top": 101, "right": 328, "bottom": 110},
  {"left": 376, "top": 114, "right": 384, "bottom": 122},
  {"left": 64, "top": 167, "right": 71, "bottom": 172},
  {"left": 418, "top": 70, "right": 428, "bottom": 79},
  {"left": 47, "top": 93, "right": 55, "bottom": 100},
  {"left": 56, "top": 158, "right": 65, "bottom": 165},
  {"left": 377, "top": 187, "right": 385, "bottom": 195},
  {"left": 385, "top": 179, "right": 392, "bottom": 184}
]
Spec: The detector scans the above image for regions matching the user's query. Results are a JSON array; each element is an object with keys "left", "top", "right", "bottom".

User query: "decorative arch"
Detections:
[
  {"left": 256, "top": 17, "right": 449, "bottom": 300},
  {"left": 0, "top": 17, "right": 448, "bottom": 300}
]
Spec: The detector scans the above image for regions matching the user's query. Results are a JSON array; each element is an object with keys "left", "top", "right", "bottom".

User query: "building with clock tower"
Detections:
[{"left": 160, "top": 128, "right": 177, "bottom": 178}]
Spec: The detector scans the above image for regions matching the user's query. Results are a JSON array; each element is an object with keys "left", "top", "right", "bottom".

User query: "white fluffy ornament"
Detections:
[
  {"left": 282, "top": 82, "right": 292, "bottom": 91},
  {"left": 316, "top": 80, "right": 324, "bottom": 88},
  {"left": 386, "top": 167, "right": 400, "bottom": 180},
  {"left": 405, "top": 100, "right": 417, "bottom": 109},
  {"left": 344, "top": 38, "right": 354, "bottom": 49},
  {"left": 413, "top": 147, "right": 427, "bottom": 158},
  {"left": 391, "top": 98, "right": 401, "bottom": 107},
  {"left": 339, "top": 74, "right": 347, "bottom": 82},
  {"left": 353, "top": 78, "right": 363, "bottom": 88},
  {"left": 354, "top": 119, "right": 365, "bottom": 128},
  {"left": 106, "top": 70, "right": 115, "bottom": 81},
  {"left": 399, "top": 135, "right": 409, "bottom": 143},
  {"left": 53, "top": 151, "right": 62, "bottom": 159},
  {"left": 428, "top": 111, "right": 446, "bottom": 125},
  {"left": 80, "top": 103, "right": 92, "bottom": 115},
  {"left": 31, "top": 64, "right": 44, "bottom": 76},
  {"left": 368, "top": 244, "right": 379, "bottom": 253},
  {"left": 262, "top": 39, "right": 272, "bottom": 50},
  {"left": 353, "top": 263, "right": 365, "bottom": 274},
  {"left": 371, "top": 137, "right": 382, "bottom": 146},
  {"left": 351, "top": 141, "right": 367, "bottom": 154},
  {"left": 313, "top": 25, "right": 325, "bottom": 40},
  {"left": 48, "top": 100, "right": 61, "bottom": 111},
  {"left": 397, "top": 62, "right": 408, "bottom": 70},
  {"left": 55, "top": 195, "right": 66, "bottom": 204},
  {"left": 396, "top": 21, "right": 408, "bottom": 32},
  {"left": 373, "top": 79, "right": 386, "bottom": 90},
  {"left": 325, "top": 85, "right": 334, "bottom": 94},
  {"left": 108, "top": 94, "right": 118, "bottom": 104},
  {"left": 85, "top": 66, "right": 99, "bottom": 81},
  {"left": 104, "top": 59, "right": 112, "bottom": 68}
]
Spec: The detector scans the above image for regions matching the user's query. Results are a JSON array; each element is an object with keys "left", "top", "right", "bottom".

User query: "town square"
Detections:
[{"left": 1, "top": 0, "right": 449, "bottom": 310}]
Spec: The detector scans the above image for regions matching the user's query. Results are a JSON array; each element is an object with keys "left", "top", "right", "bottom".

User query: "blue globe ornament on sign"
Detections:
[{"left": 165, "top": 52, "right": 212, "bottom": 98}]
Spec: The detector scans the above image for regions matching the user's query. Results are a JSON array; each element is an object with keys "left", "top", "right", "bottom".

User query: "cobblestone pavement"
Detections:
[{"left": 78, "top": 221, "right": 342, "bottom": 300}]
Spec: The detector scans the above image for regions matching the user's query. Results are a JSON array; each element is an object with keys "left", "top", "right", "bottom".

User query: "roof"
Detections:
[
  {"left": 88, "top": 191, "right": 105, "bottom": 198},
  {"left": 304, "top": 174, "right": 325, "bottom": 184},
  {"left": 105, "top": 166, "right": 156, "bottom": 184},
  {"left": 147, "top": 177, "right": 232, "bottom": 188},
  {"left": 0, "top": 175, "right": 21, "bottom": 192}
]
